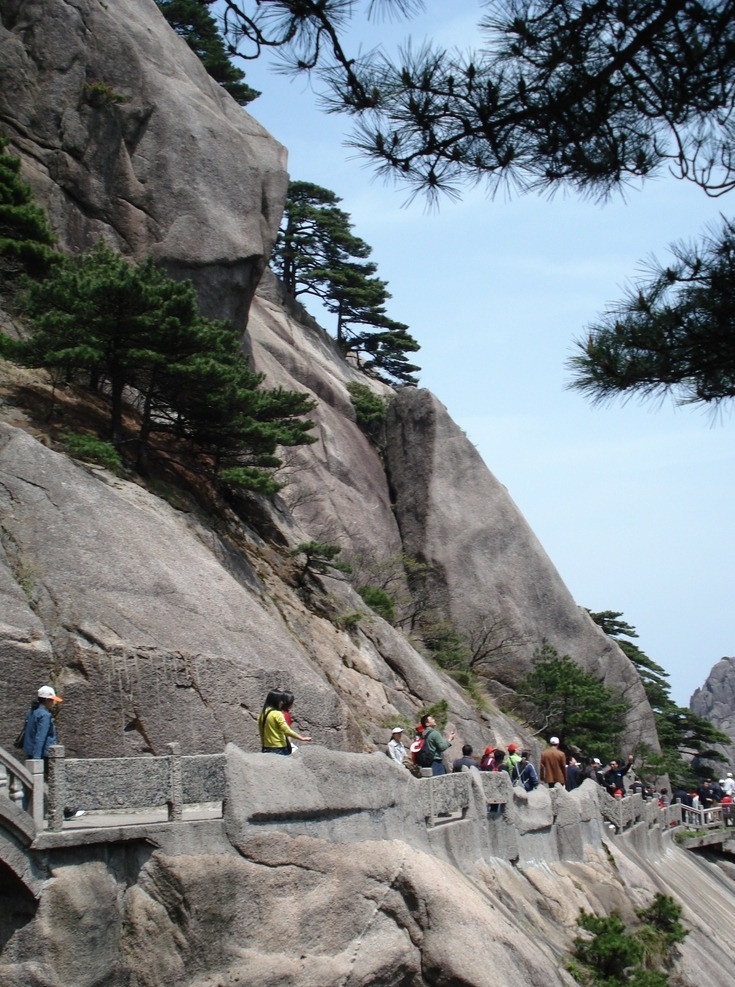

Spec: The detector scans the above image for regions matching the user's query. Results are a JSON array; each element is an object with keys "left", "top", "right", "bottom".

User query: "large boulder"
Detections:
[
  {"left": 690, "top": 656, "right": 735, "bottom": 765},
  {"left": 0, "top": 0, "right": 287, "bottom": 324}
]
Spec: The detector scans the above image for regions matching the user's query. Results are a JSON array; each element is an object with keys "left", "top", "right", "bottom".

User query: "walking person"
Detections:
[
  {"left": 539, "top": 736, "right": 566, "bottom": 787},
  {"left": 23, "top": 685, "right": 84, "bottom": 818}
]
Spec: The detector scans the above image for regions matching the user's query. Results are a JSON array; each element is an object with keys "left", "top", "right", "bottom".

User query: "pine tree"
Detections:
[
  {"left": 273, "top": 180, "right": 420, "bottom": 384},
  {"left": 0, "top": 136, "right": 58, "bottom": 288},
  {"left": 156, "top": 0, "right": 260, "bottom": 105},
  {"left": 589, "top": 610, "right": 730, "bottom": 784},
  {"left": 20, "top": 242, "right": 316, "bottom": 488}
]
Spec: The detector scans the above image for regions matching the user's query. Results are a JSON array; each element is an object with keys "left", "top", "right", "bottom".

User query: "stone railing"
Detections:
[
  {"left": 0, "top": 746, "right": 45, "bottom": 829},
  {"left": 0, "top": 744, "right": 226, "bottom": 833}
]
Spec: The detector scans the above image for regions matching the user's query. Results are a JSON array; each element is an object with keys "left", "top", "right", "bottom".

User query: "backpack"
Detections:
[
  {"left": 13, "top": 719, "right": 26, "bottom": 751},
  {"left": 513, "top": 759, "right": 539, "bottom": 792},
  {"left": 410, "top": 736, "right": 434, "bottom": 768}
]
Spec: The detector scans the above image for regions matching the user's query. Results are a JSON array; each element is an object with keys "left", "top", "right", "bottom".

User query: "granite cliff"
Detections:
[
  {"left": 691, "top": 656, "right": 735, "bottom": 767},
  {"left": 3, "top": 1, "right": 735, "bottom": 985}
]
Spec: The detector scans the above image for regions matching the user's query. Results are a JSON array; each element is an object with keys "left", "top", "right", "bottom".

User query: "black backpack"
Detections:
[{"left": 13, "top": 719, "right": 27, "bottom": 751}]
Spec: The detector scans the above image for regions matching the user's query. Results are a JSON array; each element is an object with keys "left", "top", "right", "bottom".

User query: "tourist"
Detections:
[
  {"left": 420, "top": 714, "right": 456, "bottom": 776},
  {"left": 388, "top": 726, "right": 409, "bottom": 764},
  {"left": 23, "top": 685, "right": 62, "bottom": 762},
  {"left": 582, "top": 757, "right": 603, "bottom": 784},
  {"left": 506, "top": 743, "right": 522, "bottom": 771},
  {"left": 722, "top": 772, "right": 735, "bottom": 797},
  {"left": 600, "top": 755, "right": 635, "bottom": 796},
  {"left": 566, "top": 756, "right": 581, "bottom": 791},
  {"left": 511, "top": 750, "right": 539, "bottom": 791},
  {"left": 452, "top": 744, "right": 478, "bottom": 772},
  {"left": 258, "top": 689, "right": 311, "bottom": 754},
  {"left": 23, "top": 685, "right": 85, "bottom": 819},
  {"left": 539, "top": 736, "right": 566, "bottom": 787}
]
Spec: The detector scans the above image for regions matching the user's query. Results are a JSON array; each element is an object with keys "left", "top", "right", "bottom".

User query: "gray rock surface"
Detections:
[
  {"left": 382, "top": 387, "right": 657, "bottom": 747},
  {"left": 0, "top": 0, "right": 287, "bottom": 324},
  {"left": 690, "top": 656, "right": 735, "bottom": 767}
]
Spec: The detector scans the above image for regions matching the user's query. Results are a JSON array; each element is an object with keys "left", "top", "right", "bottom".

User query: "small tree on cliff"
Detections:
[
  {"left": 273, "top": 180, "right": 420, "bottom": 384},
  {"left": 0, "top": 136, "right": 59, "bottom": 293},
  {"left": 155, "top": 0, "right": 260, "bottom": 105},
  {"left": 514, "top": 641, "right": 629, "bottom": 760},
  {"left": 589, "top": 610, "right": 729, "bottom": 785}
]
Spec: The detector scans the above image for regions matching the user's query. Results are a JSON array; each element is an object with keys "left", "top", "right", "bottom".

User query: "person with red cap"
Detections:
[{"left": 506, "top": 743, "right": 522, "bottom": 772}]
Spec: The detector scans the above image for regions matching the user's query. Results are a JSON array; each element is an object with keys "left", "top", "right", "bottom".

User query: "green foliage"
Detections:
[
  {"left": 0, "top": 136, "right": 59, "bottom": 289},
  {"left": 571, "top": 897, "right": 687, "bottom": 987},
  {"left": 335, "top": 611, "right": 362, "bottom": 632},
  {"left": 16, "top": 240, "right": 315, "bottom": 488},
  {"left": 62, "top": 432, "right": 122, "bottom": 472},
  {"left": 218, "top": 3, "right": 735, "bottom": 198},
  {"left": 82, "top": 81, "right": 128, "bottom": 105},
  {"left": 574, "top": 911, "right": 643, "bottom": 981},
  {"left": 346, "top": 381, "right": 387, "bottom": 443},
  {"left": 589, "top": 610, "right": 729, "bottom": 786},
  {"left": 273, "top": 181, "right": 420, "bottom": 385},
  {"left": 636, "top": 894, "right": 688, "bottom": 950},
  {"left": 155, "top": 0, "right": 259, "bottom": 105},
  {"left": 218, "top": 2, "right": 735, "bottom": 413},
  {"left": 292, "top": 541, "right": 352, "bottom": 586},
  {"left": 515, "top": 641, "right": 629, "bottom": 760},
  {"left": 357, "top": 585, "right": 395, "bottom": 623},
  {"left": 569, "top": 219, "right": 735, "bottom": 408}
]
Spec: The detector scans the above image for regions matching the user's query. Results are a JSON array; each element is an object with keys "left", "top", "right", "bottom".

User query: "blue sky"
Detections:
[{"left": 233, "top": 2, "right": 734, "bottom": 706}]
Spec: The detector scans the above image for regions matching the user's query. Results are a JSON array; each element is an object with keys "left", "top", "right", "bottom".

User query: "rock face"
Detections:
[
  {"left": 0, "top": 1, "right": 698, "bottom": 984},
  {"left": 691, "top": 657, "right": 735, "bottom": 766},
  {"left": 0, "top": 0, "right": 287, "bottom": 324}
]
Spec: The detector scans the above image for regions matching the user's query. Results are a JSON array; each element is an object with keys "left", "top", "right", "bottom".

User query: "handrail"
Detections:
[{"left": 0, "top": 747, "right": 44, "bottom": 829}]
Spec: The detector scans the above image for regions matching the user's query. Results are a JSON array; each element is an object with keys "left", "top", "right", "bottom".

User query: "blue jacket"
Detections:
[{"left": 23, "top": 704, "right": 57, "bottom": 760}]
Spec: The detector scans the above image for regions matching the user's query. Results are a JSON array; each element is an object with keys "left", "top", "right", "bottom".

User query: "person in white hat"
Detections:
[
  {"left": 387, "top": 726, "right": 409, "bottom": 765},
  {"left": 23, "top": 686, "right": 63, "bottom": 761},
  {"left": 23, "top": 686, "right": 85, "bottom": 818}
]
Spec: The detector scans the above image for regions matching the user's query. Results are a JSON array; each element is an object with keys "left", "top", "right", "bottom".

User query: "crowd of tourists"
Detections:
[{"left": 383, "top": 723, "right": 735, "bottom": 826}]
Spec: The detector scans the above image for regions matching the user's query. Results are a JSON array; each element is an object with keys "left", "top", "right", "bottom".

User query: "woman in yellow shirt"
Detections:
[{"left": 258, "top": 689, "right": 312, "bottom": 755}]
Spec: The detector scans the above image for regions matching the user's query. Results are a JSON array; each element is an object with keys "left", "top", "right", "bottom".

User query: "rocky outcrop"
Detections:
[
  {"left": 691, "top": 656, "right": 735, "bottom": 767},
  {"left": 0, "top": 0, "right": 287, "bottom": 324}
]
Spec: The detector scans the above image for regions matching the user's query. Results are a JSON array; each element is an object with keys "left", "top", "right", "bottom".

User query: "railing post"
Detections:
[
  {"left": 47, "top": 745, "right": 65, "bottom": 832},
  {"left": 167, "top": 743, "right": 182, "bottom": 821},
  {"left": 28, "top": 759, "right": 45, "bottom": 829}
]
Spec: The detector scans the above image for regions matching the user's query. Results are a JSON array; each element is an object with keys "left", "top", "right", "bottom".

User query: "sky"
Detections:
[{"left": 229, "top": 1, "right": 734, "bottom": 706}]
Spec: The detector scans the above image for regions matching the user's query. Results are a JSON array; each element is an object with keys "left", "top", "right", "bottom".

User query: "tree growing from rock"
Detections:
[
  {"left": 0, "top": 136, "right": 58, "bottom": 291},
  {"left": 513, "top": 640, "right": 629, "bottom": 760},
  {"left": 156, "top": 0, "right": 260, "bottom": 105},
  {"left": 589, "top": 610, "right": 729, "bottom": 785},
  {"left": 273, "top": 180, "right": 420, "bottom": 384},
  {"left": 20, "top": 241, "right": 316, "bottom": 490}
]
